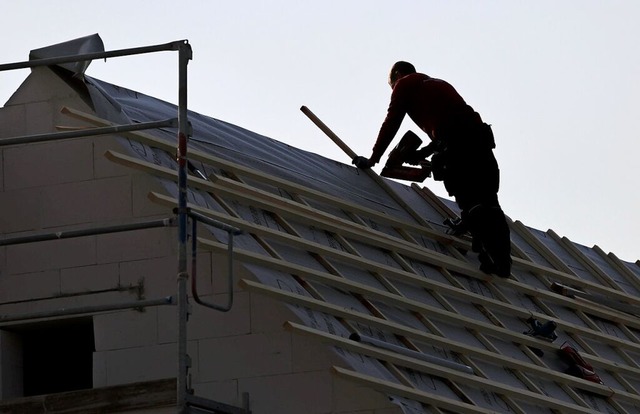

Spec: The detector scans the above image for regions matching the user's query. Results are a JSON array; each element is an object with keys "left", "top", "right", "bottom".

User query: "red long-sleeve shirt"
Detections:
[{"left": 370, "top": 73, "right": 482, "bottom": 164}]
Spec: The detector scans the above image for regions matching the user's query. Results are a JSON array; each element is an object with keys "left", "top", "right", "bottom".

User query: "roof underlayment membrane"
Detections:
[
  {"left": 20, "top": 35, "right": 640, "bottom": 413},
  {"left": 82, "top": 76, "right": 640, "bottom": 414}
]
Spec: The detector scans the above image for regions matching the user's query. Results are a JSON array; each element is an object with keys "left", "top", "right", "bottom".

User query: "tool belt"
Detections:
[
  {"left": 431, "top": 143, "right": 448, "bottom": 181},
  {"left": 430, "top": 122, "right": 495, "bottom": 182}
]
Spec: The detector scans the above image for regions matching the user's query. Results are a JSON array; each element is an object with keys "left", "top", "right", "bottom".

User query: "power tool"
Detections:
[{"left": 380, "top": 130, "right": 432, "bottom": 182}]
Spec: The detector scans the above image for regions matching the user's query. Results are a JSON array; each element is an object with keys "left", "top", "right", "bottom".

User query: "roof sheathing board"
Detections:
[{"left": 69, "top": 76, "right": 640, "bottom": 414}]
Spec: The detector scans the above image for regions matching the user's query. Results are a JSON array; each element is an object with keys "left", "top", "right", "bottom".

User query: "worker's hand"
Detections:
[{"left": 352, "top": 156, "right": 373, "bottom": 169}]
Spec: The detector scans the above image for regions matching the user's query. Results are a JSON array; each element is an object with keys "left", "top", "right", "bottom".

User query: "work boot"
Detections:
[
  {"left": 467, "top": 205, "right": 511, "bottom": 278},
  {"left": 478, "top": 249, "right": 511, "bottom": 278}
]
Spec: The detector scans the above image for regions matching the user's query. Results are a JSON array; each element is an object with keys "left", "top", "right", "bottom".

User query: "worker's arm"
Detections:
[{"left": 368, "top": 84, "right": 409, "bottom": 165}]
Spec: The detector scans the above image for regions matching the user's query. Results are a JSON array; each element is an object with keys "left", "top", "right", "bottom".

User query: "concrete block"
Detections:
[
  {"left": 157, "top": 291, "right": 251, "bottom": 344},
  {"left": 292, "top": 332, "right": 340, "bottom": 373},
  {"left": 118, "top": 255, "right": 177, "bottom": 299},
  {"left": 0, "top": 270, "right": 60, "bottom": 302},
  {"left": 3, "top": 139, "right": 93, "bottom": 190},
  {"left": 99, "top": 343, "right": 176, "bottom": 386},
  {"left": 5, "top": 67, "right": 74, "bottom": 106},
  {"left": 239, "top": 370, "right": 332, "bottom": 414},
  {"left": 0, "top": 330, "right": 23, "bottom": 399},
  {"left": 191, "top": 379, "right": 241, "bottom": 410},
  {"left": 197, "top": 331, "right": 292, "bottom": 382},
  {"left": 0, "top": 248, "right": 5, "bottom": 278},
  {"left": 194, "top": 251, "right": 213, "bottom": 297},
  {"left": 250, "top": 290, "right": 297, "bottom": 333},
  {"left": 0, "top": 149, "right": 3, "bottom": 192},
  {"left": 0, "top": 187, "right": 42, "bottom": 233},
  {"left": 94, "top": 137, "right": 133, "bottom": 179},
  {"left": 132, "top": 173, "right": 172, "bottom": 217},
  {"left": 5, "top": 237, "right": 96, "bottom": 275},
  {"left": 92, "top": 351, "right": 107, "bottom": 388},
  {"left": 52, "top": 96, "right": 93, "bottom": 127},
  {"left": 41, "top": 176, "right": 132, "bottom": 227},
  {"left": 60, "top": 263, "right": 120, "bottom": 294},
  {"left": 0, "top": 105, "right": 26, "bottom": 139},
  {"left": 97, "top": 227, "right": 174, "bottom": 265},
  {"left": 121, "top": 251, "right": 213, "bottom": 302},
  {"left": 333, "top": 375, "right": 398, "bottom": 413},
  {"left": 210, "top": 251, "right": 253, "bottom": 295},
  {"left": 24, "top": 100, "right": 55, "bottom": 136},
  {"left": 94, "top": 308, "right": 159, "bottom": 351}
]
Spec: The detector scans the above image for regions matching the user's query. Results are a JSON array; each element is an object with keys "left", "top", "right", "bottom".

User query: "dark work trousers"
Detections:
[{"left": 443, "top": 142, "right": 512, "bottom": 271}]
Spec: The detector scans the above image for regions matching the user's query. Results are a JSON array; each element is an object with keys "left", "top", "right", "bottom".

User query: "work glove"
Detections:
[{"left": 352, "top": 156, "right": 373, "bottom": 169}]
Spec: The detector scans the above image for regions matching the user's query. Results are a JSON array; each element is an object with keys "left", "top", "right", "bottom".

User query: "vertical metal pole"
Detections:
[{"left": 176, "top": 40, "right": 193, "bottom": 414}]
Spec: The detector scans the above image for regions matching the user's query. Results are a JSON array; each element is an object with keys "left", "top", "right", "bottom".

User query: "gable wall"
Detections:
[{"left": 0, "top": 68, "right": 402, "bottom": 413}]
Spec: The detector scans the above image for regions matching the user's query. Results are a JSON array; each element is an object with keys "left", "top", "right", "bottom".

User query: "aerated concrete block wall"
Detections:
[
  {"left": 0, "top": 67, "right": 180, "bottom": 400},
  {"left": 0, "top": 67, "right": 402, "bottom": 413}
]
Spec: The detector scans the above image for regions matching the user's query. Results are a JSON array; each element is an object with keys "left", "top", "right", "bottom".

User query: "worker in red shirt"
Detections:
[{"left": 353, "top": 61, "right": 511, "bottom": 278}]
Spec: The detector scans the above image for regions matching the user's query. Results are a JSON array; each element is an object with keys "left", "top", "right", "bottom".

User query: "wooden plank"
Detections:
[
  {"left": 62, "top": 106, "right": 458, "bottom": 247},
  {"left": 211, "top": 166, "right": 471, "bottom": 401},
  {"left": 96, "top": 113, "right": 640, "bottom": 314},
  {"left": 596, "top": 247, "right": 640, "bottom": 296},
  {"left": 240, "top": 278, "right": 640, "bottom": 394},
  {"left": 332, "top": 366, "right": 505, "bottom": 414},
  {"left": 509, "top": 221, "right": 640, "bottom": 309},
  {"left": 106, "top": 149, "right": 491, "bottom": 278},
  {"left": 287, "top": 322, "right": 610, "bottom": 413},
  {"left": 410, "top": 183, "right": 457, "bottom": 222},
  {"left": 171, "top": 184, "right": 636, "bottom": 336},
  {"left": 514, "top": 224, "right": 640, "bottom": 394},
  {"left": 82, "top": 106, "right": 638, "bottom": 308},
  {"left": 209, "top": 170, "right": 640, "bottom": 309},
  {"left": 93, "top": 109, "right": 640, "bottom": 408},
  {"left": 150, "top": 190, "right": 640, "bottom": 334},
  {"left": 0, "top": 378, "right": 176, "bottom": 414},
  {"left": 512, "top": 221, "right": 574, "bottom": 274},
  {"left": 203, "top": 238, "right": 640, "bottom": 361},
  {"left": 551, "top": 230, "right": 621, "bottom": 290},
  {"left": 300, "top": 105, "right": 432, "bottom": 228}
]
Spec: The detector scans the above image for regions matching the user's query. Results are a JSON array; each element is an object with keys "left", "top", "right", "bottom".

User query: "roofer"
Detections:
[{"left": 353, "top": 61, "right": 512, "bottom": 278}]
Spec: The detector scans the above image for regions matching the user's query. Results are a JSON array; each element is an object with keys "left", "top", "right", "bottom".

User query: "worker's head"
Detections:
[{"left": 388, "top": 61, "right": 416, "bottom": 89}]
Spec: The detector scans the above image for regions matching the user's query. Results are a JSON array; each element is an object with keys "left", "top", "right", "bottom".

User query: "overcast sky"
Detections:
[{"left": 2, "top": 1, "right": 639, "bottom": 263}]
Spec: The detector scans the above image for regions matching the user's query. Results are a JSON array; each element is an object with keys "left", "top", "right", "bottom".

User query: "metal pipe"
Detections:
[
  {"left": 0, "top": 118, "right": 177, "bottom": 147},
  {"left": 0, "top": 218, "right": 175, "bottom": 246},
  {"left": 0, "top": 40, "right": 185, "bottom": 72},
  {"left": 349, "top": 332, "right": 475, "bottom": 375},
  {"left": 0, "top": 296, "right": 173, "bottom": 325},
  {"left": 190, "top": 214, "right": 238, "bottom": 312},
  {"left": 176, "top": 40, "right": 192, "bottom": 414}
]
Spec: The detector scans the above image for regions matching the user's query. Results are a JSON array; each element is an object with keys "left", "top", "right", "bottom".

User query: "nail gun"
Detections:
[{"left": 380, "top": 130, "right": 432, "bottom": 182}]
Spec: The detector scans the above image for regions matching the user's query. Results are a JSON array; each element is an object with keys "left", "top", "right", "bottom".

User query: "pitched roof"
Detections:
[{"left": 68, "top": 72, "right": 640, "bottom": 413}]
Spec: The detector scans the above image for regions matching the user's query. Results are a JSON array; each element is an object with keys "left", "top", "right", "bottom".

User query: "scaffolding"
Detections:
[{"left": 0, "top": 40, "right": 248, "bottom": 414}]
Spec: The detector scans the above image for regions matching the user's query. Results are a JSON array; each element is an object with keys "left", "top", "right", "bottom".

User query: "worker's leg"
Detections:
[
  {"left": 453, "top": 151, "right": 511, "bottom": 277},
  {"left": 465, "top": 202, "right": 512, "bottom": 277}
]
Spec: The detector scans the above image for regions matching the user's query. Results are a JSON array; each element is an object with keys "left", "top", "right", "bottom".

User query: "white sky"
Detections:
[{"left": 2, "top": 1, "right": 639, "bottom": 263}]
